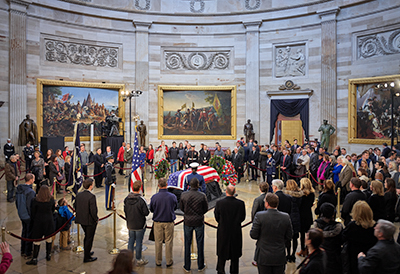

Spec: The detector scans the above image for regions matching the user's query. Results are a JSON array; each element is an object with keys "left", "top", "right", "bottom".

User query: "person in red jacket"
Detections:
[
  {"left": 0, "top": 242, "right": 12, "bottom": 274},
  {"left": 62, "top": 146, "right": 70, "bottom": 160},
  {"left": 146, "top": 144, "right": 154, "bottom": 173},
  {"left": 117, "top": 142, "right": 126, "bottom": 175}
]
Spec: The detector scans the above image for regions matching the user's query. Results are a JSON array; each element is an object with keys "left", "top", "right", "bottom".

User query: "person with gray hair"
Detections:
[
  {"left": 272, "top": 179, "right": 291, "bottom": 215},
  {"left": 358, "top": 219, "right": 400, "bottom": 274},
  {"left": 5, "top": 154, "right": 19, "bottom": 202}
]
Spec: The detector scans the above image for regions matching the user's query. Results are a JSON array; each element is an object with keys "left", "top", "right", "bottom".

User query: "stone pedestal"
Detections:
[
  {"left": 244, "top": 21, "right": 261, "bottom": 142},
  {"left": 318, "top": 8, "right": 339, "bottom": 150},
  {"left": 9, "top": 0, "right": 30, "bottom": 145}
]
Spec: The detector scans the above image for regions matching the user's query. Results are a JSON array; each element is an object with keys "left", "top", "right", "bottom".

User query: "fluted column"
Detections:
[
  {"left": 318, "top": 8, "right": 339, "bottom": 149},
  {"left": 133, "top": 21, "right": 151, "bottom": 143},
  {"left": 9, "top": 0, "right": 30, "bottom": 145},
  {"left": 243, "top": 21, "right": 261, "bottom": 141}
]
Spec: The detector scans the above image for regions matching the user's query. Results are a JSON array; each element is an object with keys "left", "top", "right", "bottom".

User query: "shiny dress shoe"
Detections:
[
  {"left": 90, "top": 251, "right": 94, "bottom": 256},
  {"left": 84, "top": 257, "right": 97, "bottom": 263}
]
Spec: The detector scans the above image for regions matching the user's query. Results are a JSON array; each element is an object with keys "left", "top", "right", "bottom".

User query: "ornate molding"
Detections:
[
  {"left": 44, "top": 38, "right": 119, "bottom": 68},
  {"left": 190, "top": 0, "right": 205, "bottom": 13},
  {"left": 135, "top": 0, "right": 150, "bottom": 11},
  {"left": 357, "top": 29, "right": 400, "bottom": 59},
  {"left": 164, "top": 50, "right": 230, "bottom": 71},
  {"left": 245, "top": 0, "right": 261, "bottom": 11},
  {"left": 274, "top": 43, "right": 307, "bottom": 78}
]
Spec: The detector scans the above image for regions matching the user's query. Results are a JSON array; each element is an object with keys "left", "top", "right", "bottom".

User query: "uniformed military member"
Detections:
[
  {"left": 23, "top": 142, "right": 34, "bottom": 172},
  {"left": 4, "top": 139, "right": 15, "bottom": 163},
  {"left": 185, "top": 144, "right": 199, "bottom": 167},
  {"left": 105, "top": 155, "right": 116, "bottom": 210},
  {"left": 184, "top": 162, "right": 206, "bottom": 194}
]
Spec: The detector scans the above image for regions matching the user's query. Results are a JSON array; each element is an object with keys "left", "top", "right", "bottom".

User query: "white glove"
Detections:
[
  {"left": 111, "top": 183, "right": 116, "bottom": 188},
  {"left": 272, "top": 175, "right": 275, "bottom": 178}
]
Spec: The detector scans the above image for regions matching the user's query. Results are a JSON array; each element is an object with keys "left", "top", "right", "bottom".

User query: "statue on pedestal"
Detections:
[
  {"left": 243, "top": 119, "right": 255, "bottom": 143},
  {"left": 18, "top": 114, "right": 38, "bottom": 146},
  {"left": 137, "top": 120, "right": 147, "bottom": 147},
  {"left": 318, "top": 120, "right": 336, "bottom": 149}
]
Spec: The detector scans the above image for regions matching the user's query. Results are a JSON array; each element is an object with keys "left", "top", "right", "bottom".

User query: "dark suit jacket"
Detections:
[
  {"left": 250, "top": 209, "right": 292, "bottom": 266},
  {"left": 382, "top": 147, "right": 391, "bottom": 158},
  {"left": 199, "top": 150, "right": 211, "bottom": 165},
  {"left": 272, "top": 151, "right": 282, "bottom": 165},
  {"left": 232, "top": 153, "right": 244, "bottom": 170},
  {"left": 342, "top": 190, "right": 366, "bottom": 226},
  {"left": 280, "top": 155, "right": 291, "bottom": 169},
  {"left": 358, "top": 240, "right": 400, "bottom": 274},
  {"left": 275, "top": 190, "right": 292, "bottom": 215},
  {"left": 75, "top": 190, "right": 98, "bottom": 226},
  {"left": 249, "top": 150, "right": 260, "bottom": 166}
]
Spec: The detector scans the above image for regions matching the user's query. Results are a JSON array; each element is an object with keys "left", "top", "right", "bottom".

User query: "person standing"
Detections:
[
  {"left": 180, "top": 177, "right": 208, "bottom": 272},
  {"left": 214, "top": 185, "right": 246, "bottom": 274},
  {"left": 124, "top": 180, "right": 149, "bottom": 266},
  {"left": 5, "top": 155, "right": 19, "bottom": 202},
  {"left": 341, "top": 178, "right": 367, "bottom": 226},
  {"left": 30, "top": 151, "right": 45, "bottom": 191},
  {"left": 93, "top": 148, "right": 104, "bottom": 188},
  {"left": 232, "top": 147, "right": 244, "bottom": 182},
  {"left": 23, "top": 142, "right": 34, "bottom": 173},
  {"left": 150, "top": 178, "right": 178, "bottom": 267},
  {"left": 250, "top": 193, "right": 293, "bottom": 274},
  {"left": 280, "top": 148, "right": 291, "bottom": 183},
  {"left": 74, "top": 178, "right": 98, "bottom": 263},
  {"left": 4, "top": 139, "right": 15, "bottom": 162},
  {"left": 272, "top": 179, "right": 292, "bottom": 215},
  {"left": 265, "top": 151, "right": 276, "bottom": 189},
  {"left": 117, "top": 142, "right": 126, "bottom": 175},
  {"left": 169, "top": 141, "right": 179, "bottom": 173},
  {"left": 184, "top": 162, "right": 206, "bottom": 194},
  {"left": 145, "top": 144, "right": 154, "bottom": 173},
  {"left": 251, "top": 182, "right": 269, "bottom": 221},
  {"left": 249, "top": 146, "right": 260, "bottom": 181},
  {"left": 199, "top": 144, "right": 211, "bottom": 166},
  {"left": 104, "top": 155, "right": 116, "bottom": 210},
  {"left": 15, "top": 173, "right": 36, "bottom": 259},
  {"left": 186, "top": 144, "right": 199, "bottom": 167},
  {"left": 80, "top": 144, "right": 89, "bottom": 176}
]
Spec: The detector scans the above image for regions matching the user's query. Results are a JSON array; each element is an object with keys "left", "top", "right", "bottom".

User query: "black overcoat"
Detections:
[{"left": 30, "top": 198, "right": 55, "bottom": 239}]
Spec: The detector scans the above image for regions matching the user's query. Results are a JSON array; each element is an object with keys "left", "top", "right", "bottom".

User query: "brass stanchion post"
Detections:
[
  {"left": 109, "top": 209, "right": 120, "bottom": 254},
  {"left": 53, "top": 179, "right": 56, "bottom": 200},
  {"left": 74, "top": 223, "right": 84, "bottom": 253},
  {"left": 190, "top": 231, "right": 197, "bottom": 260},
  {"left": 2, "top": 227, "right": 5, "bottom": 242},
  {"left": 278, "top": 166, "right": 281, "bottom": 180},
  {"left": 335, "top": 188, "right": 343, "bottom": 223}
]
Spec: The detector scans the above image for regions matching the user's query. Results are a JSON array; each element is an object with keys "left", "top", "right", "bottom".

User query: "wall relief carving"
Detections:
[
  {"left": 135, "top": 0, "right": 151, "bottom": 11},
  {"left": 164, "top": 51, "right": 230, "bottom": 70},
  {"left": 245, "top": 0, "right": 261, "bottom": 10},
  {"left": 190, "top": 0, "right": 205, "bottom": 13},
  {"left": 357, "top": 29, "right": 400, "bottom": 59},
  {"left": 44, "top": 39, "right": 119, "bottom": 68},
  {"left": 274, "top": 44, "right": 306, "bottom": 78}
]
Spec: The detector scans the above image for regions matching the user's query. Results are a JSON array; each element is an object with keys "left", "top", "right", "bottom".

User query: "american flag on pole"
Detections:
[
  {"left": 130, "top": 130, "right": 142, "bottom": 191},
  {"left": 167, "top": 165, "right": 220, "bottom": 191},
  {"left": 67, "top": 123, "right": 83, "bottom": 200}
]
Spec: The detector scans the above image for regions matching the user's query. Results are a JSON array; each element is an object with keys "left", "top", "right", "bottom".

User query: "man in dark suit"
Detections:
[
  {"left": 214, "top": 185, "right": 246, "bottom": 274},
  {"left": 381, "top": 142, "right": 391, "bottom": 159},
  {"left": 280, "top": 148, "right": 291, "bottom": 183},
  {"left": 271, "top": 145, "right": 282, "bottom": 165},
  {"left": 75, "top": 178, "right": 98, "bottom": 263},
  {"left": 250, "top": 192, "right": 293, "bottom": 274},
  {"left": 291, "top": 139, "right": 300, "bottom": 153},
  {"left": 199, "top": 144, "right": 211, "bottom": 166},
  {"left": 341, "top": 178, "right": 366, "bottom": 226},
  {"left": 271, "top": 179, "right": 292, "bottom": 215},
  {"left": 249, "top": 145, "right": 260, "bottom": 181},
  {"left": 232, "top": 147, "right": 244, "bottom": 182}
]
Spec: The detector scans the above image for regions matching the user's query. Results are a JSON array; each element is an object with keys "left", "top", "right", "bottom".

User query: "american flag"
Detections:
[
  {"left": 130, "top": 130, "right": 142, "bottom": 191},
  {"left": 67, "top": 124, "right": 83, "bottom": 200},
  {"left": 167, "top": 165, "right": 220, "bottom": 190}
]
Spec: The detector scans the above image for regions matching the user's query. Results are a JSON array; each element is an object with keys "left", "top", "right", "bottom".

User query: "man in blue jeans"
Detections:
[
  {"left": 179, "top": 177, "right": 208, "bottom": 272},
  {"left": 169, "top": 141, "right": 179, "bottom": 173},
  {"left": 124, "top": 180, "right": 150, "bottom": 266}
]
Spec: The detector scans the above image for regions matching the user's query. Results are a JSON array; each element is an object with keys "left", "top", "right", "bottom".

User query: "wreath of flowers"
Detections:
[
  {"left": 154, "top": 158, "right": 170, "bottom": 179},
  {"left": 221, "top": 160, "right": 238, "bottom": 186},
  {"left": 209, "top": 155, "right": 227, "bottom": 177}
]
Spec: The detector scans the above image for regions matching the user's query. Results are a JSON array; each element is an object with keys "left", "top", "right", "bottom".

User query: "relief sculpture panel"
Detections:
[
  {"left": 274, "top": 44, "right": 307, "bottom": 78},
  {"left": 357, "top": 29, "right": 400, "bottom": 59},
  {"left": 164, "top": 50, "right": 230, "bottom": 71}
]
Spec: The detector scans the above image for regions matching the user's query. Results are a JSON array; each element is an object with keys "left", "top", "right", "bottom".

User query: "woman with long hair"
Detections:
[
  {"left": 297, "top": 178, "right": 316, "bottom": 257},
  {"left": 26, "top": 186, "right": 55, "bottom": 265},
  {"left": 298, "top": 228, "right": 325, "bottom": 274},
  {"left": 108, "top": 249, "right": 137, "bottom": 274},
  {"left": 224, "top": 148, "right": 233, "bottom": 162},
  {"left": 48, "top": 155, "right": 62, "bottom": 194},
  {"left": 44, "top": 149, "right": 53, "bottom": 179},
  {"left": 317, "top": 154, "right": 331, "bottom": 184},
  {"left": 360, "top": 160, "right": 371, "bottom": 178},
  {"left": 368, "top": 180, "right": 386, "bottom": 221},
  {"left": 342, "top": 201, "right": 377, "bottom": 274},
  {"left": 315, "top": 179, "right": 336, "bottom": 216},
  {"left": 146, "top": 144, "right": 154, "bottom": 173},
  {"left": 31, "top": 151, "right": 45, "bottom": 190},
  {"left": 331, "top": 157, "right": 343, "bottom": 184},
  {"left": 384, "top": 178, "right": 398, "bottom": 222},
  {"left": 284, "top": 179, "right": 303, "bottom": 262}
]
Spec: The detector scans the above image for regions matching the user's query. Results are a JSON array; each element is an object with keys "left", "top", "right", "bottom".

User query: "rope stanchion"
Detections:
[
  {"left": 309, "top": 172, "right": 323, "bottom": 186},
  {"left": 109, "top": 209, "right": 119, "bottom": 255},
  {"left": 2, "top": 227, "right": 5, "bottom": 242},
  {"left": 241, "top": 221, "right": 252, "bottom": 228},
  {"left": 0, "top": 172, "right": 5, "bottom": 180},
  {"left": 99, "top": 212, "right": 113, "bottom": 221},
  {"left": 204, "top": 221, "right": 218, "bottom": 229},
  {"left": 281, "top": 169, "right": 308, "bottom": 178},
  {"left": 74, "top": 224, "right": 84, "bottom": 253},
  {"left": 7, "top": 216, "right": 74, "bottom": 242},
  {"left": 83, "top": 170, "right": 105, "bottom": 178}
]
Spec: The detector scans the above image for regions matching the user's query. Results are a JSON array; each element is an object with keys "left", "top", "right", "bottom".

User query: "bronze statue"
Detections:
[
  {"left": 318, "top": 119, "right": 336, "bottom": 149},
  {"left": 244, "top": 119, "right": 255, "bottom": 143},
  {"left": 137, "top": 120, "right": 147, "bottom": 147},
  {"left": 18, "top": 114, "right": 38, "bottom": 146}
]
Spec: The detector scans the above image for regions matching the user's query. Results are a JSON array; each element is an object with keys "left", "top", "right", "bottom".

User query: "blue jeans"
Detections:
[
  {"left": 184, "top": 224, "right": 205, "bottom": 271},
  {"left": 7, "top": 180, "right": 15, "bottom": 202},
  {"left": 170, "top": 159, "right": 178, "bottom": 173},
  {"left": 128, "top": 228, "right": 146, "bottom": 260}
]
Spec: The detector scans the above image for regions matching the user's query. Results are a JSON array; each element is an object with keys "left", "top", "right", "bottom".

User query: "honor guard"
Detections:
[
  {"left": 185, "top": 162, "right": 206, "bottom": 194},
  {"left": 186, "top": 144, "right": 199, "bottom": 167},
  {"left": 23, "top": 142, "right": 34, "bottom": 172},
  {"left": 105, "top": 155, "right": 116, "bottom": 210}
]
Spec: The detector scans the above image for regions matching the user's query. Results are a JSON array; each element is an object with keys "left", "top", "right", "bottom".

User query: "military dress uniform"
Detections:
[
  {"left": 266, "top": 157, "right": 276, "bottom": 191},
  {"left": 186, "top": 150, "right": 199, "bottom": 167},
  {"left": 23, "top": 145, "right": 34, "bottom": 172},
  {"left": 104, "top": 160, "right": 116, "bottom": 210},
  {"left": 4, "top": 142, "right": 15, "bottom": 162}
]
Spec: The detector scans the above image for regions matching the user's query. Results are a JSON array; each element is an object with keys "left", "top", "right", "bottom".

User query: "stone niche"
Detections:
[{"left": 273, "top": 42, "right": 308, "bottom": 78}]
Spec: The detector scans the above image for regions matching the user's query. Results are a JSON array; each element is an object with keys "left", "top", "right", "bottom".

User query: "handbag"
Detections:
[{"left": 56, "top": 172, "right": 65, "bottom": 181}]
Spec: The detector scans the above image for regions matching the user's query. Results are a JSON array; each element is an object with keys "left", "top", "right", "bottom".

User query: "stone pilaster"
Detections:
[
  {"left": 133, "top": 21, "right": 151, "bottom": 143},
  {"left": 318, "top": 8, "right": 339, "bottom": 149},
  {"left": 243, "top": 21, "right": 261, "bottom": 141},
  {"left": 9, "top": 0, "right": 30, "bottom": 145}
]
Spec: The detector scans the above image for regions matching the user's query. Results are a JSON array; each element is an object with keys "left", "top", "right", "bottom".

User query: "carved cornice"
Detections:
[
  {"left": 243, "top": 21, "right": 262, "bottom": 32},
  {"left": 8, "top": 0, "right": 31, "bottom": 13},
  {"left": 245, "top": 0, "right": 261, "bottom": 11},
  {"left": 164, "top": 50, "right": 230, "bottom": 71},
  {"left": 317, "top": 7, "right": 340, "bottom": 22},
  {"left": 133, "top": 21, "right": 152, "bottom": 33},
  {"left": 357, "top": 29, "right": 400, "bottom": 59}
]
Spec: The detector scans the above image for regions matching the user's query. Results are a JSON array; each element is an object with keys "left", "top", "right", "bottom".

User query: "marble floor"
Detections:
[{"left": 0, "top": 168, "right": 336, "bottom": 274}]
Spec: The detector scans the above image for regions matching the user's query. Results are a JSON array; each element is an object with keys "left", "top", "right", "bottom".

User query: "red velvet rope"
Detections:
[
  {"left": 281, "top": 168, "right": 308, "bottom": 178},
  {"left": 83, "top": 170, "right": 105, "bottom": 178},
  {"left": 309, "top": 172, "right": 323, "bottom": 185},
  {"left": 0, "top": 172, "right": 4, "bottom": 180},
  {"left": 99, "top": 212, "right": 113, "bottom": 221}
]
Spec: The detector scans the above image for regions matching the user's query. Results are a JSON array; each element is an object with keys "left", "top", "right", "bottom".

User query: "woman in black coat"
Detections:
[
  {"left": 384, "top": 178, "right": 398, "bottom": 222},
  {"left": 368, "top": 180, "right": 386, "bottom": 221},
  {"left": 258, "top": 148, "right": 268, "bottom": 182},
  {"left": 315, "top": 179, "right": 337, "bottom": 216},
  {"left": 284, "top": 179, "right": 303, "bottom": 263},
  {"left": 342, "top": 201, "right": 377, "bottom": 274},
  {"left": 93, "top": 148, "right": 105, "bottom": 188},
  {"left": 44, "top": 149, "right": 53, "bottom": 179},
  {"left": 299, "top": 228, "right": 325, "bottom": 274},
  {"left": 26, "top": 185, "right": 55, "bottom": 265},
  {"left": 298, "top": 178, "right": 316, "bottom": 257}
]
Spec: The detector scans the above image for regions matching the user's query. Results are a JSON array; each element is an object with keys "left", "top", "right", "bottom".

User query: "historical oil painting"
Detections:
[
  {"left": 348, "top": 75, "right": 400, "bottom": 144},
  {"left": 37, "top": 79, "right": 125, "bottom": 141},
  {"left": 158, "top": 85, "right": 236, "bottom": 140}
]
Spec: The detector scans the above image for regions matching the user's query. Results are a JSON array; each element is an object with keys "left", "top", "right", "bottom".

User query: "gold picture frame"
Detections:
[
  {"left": 158, "top": 85, "right": 237, "bottom": 140},
  {"left": 37, "top": 79, "right": 125, "bottom": 142},
  {"left": 348, "top": 74, "right": 400, "bottom": 145}
]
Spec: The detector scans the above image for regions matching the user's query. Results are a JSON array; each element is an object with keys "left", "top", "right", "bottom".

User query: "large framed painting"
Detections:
[
  {"left": 158, "top": 85, "right": 237, "bottom": 140},
  {"left": 348, "top": 74, "right": 400, "bottom": 144},
  {"left": 37, "top": 79, "right": 125, "bottom": 142}
]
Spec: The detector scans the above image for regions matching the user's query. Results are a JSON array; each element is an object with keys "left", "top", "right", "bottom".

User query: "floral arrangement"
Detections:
[
  {"left": 154, "top": 158, "right": 170, "bottom": 179},
  {"left": 209, "top": 155, "right": 226, "bottom": 177},
  {"left": 221, "top": 160, "right": 238, "bottom": 186}
]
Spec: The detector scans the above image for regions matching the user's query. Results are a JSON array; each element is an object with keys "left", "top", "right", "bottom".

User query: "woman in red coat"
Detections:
[
  {"left": 146, "top": 144, "right": 154, "bottom": 173},
  {"left": 117, "top": 142, "right": 126, "bottom": 175}
]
